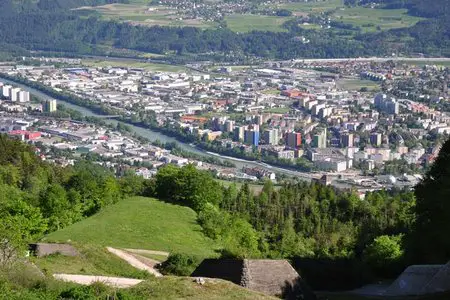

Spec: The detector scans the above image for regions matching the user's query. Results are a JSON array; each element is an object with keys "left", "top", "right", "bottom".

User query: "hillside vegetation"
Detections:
[
  {"left": 44, "top": 196, "right": 220, "bottom": 257},
  {"left": 0, "top": 0, "right": 448, "bottom": 61},
  {"left": 0, "top": 264, "right": 275, "bottom": 300}
]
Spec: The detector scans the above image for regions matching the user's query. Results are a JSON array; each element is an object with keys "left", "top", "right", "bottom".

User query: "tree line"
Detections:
[{"left": 0, "top": 134, "right": 147, "bottom": 265}]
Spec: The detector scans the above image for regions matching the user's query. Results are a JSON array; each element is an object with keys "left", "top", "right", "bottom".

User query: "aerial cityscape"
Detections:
[{"left": 0, "top": 0, "right": 449, "bottom": 299}]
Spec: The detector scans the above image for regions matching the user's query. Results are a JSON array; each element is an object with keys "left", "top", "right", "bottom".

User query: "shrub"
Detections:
[{"left": 158, "top": 253, "right": 201, "bottom": 276}]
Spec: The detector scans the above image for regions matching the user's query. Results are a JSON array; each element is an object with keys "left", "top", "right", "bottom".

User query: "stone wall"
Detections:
[{"left": 29, "top": 243, "right": 79, "bottom": 257}]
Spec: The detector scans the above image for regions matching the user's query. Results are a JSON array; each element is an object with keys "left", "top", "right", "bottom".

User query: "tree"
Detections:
[
  {"left": 0, "top": 216, "right": 28, "bottom": 267},
  {"left": 410, "top": 139, "right": 450, "bottom": 263},
  {"left": 363, "top": 235, "right": 403, "bottom": 268}
]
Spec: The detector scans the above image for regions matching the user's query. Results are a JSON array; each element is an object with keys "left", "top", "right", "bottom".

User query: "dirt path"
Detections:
[
  {"left": 53, "top": 274, "right": 143, "bottom": 288},
  {"left": 107, "top": 247, "right": 163, "bottom": 277},
  {"left": 123, "top": 248, "right": 169, "bottom": 257}
]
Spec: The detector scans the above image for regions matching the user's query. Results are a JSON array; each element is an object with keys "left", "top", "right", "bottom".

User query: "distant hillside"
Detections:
[
  {"left": 0, "top": 0, "right": 447, "bottom": 60},
  {"left": 43, "top": 196, "right": 220, "bottom": 257}
]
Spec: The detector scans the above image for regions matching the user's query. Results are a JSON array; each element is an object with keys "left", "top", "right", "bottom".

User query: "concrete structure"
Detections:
[
  {"left": 341, "top": 133, "right": 354, "bottom": 148},
  {"left": 244, "top": 129, "right": 259, "bottom": 147},
  {"left": 286, "top": 132, "right": 302, "bottom": 149},
  {"left": 263, "top": 128, "right": 279, "bottom": 146},
  {"left": 374, "top": 93, "right": 399, "bottom": 115},
  {"left": 370, "top": 133, "right": 382, "bottom": 147},
  {"left": 1, "top": 85, "right": 12, "bottom": 98},
  {"left": 10, "top": 88, "right": 21, "bottom": 102},
  {"left": 313, "top": 128, "right": 327, "bottom": 148},
  {"left": 44, "top": 99, "right": 57, "bottom": 112},
  {"left": 224, "top": 120, "right": 234, "bottom": 132},
  {"left": 29, "top": 243, "right": 79, "bottom": 257},
  {"left": 191, "top": 259, "right": 315, "bottom": 299},
  {"left": 233, "top": 126, "right": 245, "bottom": 142},
  {"left": 19, "top": 90, "right": 30, "bottom": 103}
]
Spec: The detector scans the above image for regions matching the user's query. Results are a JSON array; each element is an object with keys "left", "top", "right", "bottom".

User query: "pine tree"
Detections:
[{"left": 411, "top": 139, "right": 450, "bottom": 263}]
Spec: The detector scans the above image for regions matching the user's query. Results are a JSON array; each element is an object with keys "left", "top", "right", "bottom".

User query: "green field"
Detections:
[
  {"left": 274, "top": 0, "right": 423, "bottom": 33},
  {"left": 264, "top": 107, "right": 290, "bottom": 114},
  {"left": 225, "top": 14, "right": 290, "bottom": 33},
  {"left": 333, "top": 7, "right": 424, "bottom": 32},
  {"left": 277, "top": 0, "right": 342, "bottom": 15},
  {"left": 82, "top": 59, "right": 186, "bottom": 72},
  {"left": 43, "top": 197, "right": 220, "bottom": 257},
  {"left": 337, "top": 78, "right": 381, "bottom": 91}
]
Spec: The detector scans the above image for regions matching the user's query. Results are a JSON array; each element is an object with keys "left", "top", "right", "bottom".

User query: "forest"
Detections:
[
  {"left": 0, "top": 134, "right": 149, "bottom": 265},
  {"left": 0, "top": 0, "right": 448, "bottom": 61}
]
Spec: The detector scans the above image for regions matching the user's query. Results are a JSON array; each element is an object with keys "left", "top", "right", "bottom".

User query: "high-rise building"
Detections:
[
  {"left": 286, "top": 132, "right": 302, "bottom": 149},
  {"left": 263, "top": 129, "right": 279, "bottom": 146},
  {"left": 233, "top": 126, "right": 245, "bottom": 142},
  {"left": 1, "top": 85, "right": 12, "bottom": 98},
  {"left": 255, "top": 115, "right": 263, "bottom": 126},
  {"left": 374, "top": 93, "right": 399, "bottom": 115},
  {"left": 224, "top": 120, "right": 235, "bottom": 132},
  {"left": 313, "top": 128, "right": 327, "bottom": 148},
  {"left": 44, "top": 99, "right": 57, "bottom": 112},
  {"left": 370, "top": 132, "right": 382, "bottom": 146},
  {"left": 341, "top": 133, "right": 354, "bottom": 148},
  {"left": 18, "top": 91, "right": 30, "bottom": 103},
  {"left": 244, "top": 129, "right": 259, "bottom": 147},
  {"left": 10, "top": 88, "right": 21, "bottom": 102}
]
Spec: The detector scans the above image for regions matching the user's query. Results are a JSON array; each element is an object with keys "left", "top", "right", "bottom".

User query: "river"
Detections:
[{"left": 0, "top": 77, "right": 313, "bottom": 181}]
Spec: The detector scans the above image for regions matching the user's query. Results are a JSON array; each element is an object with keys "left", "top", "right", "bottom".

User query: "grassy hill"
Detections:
[
  {"left": 43, "top": 196, "right": 220, "bottom": 257},
  {"left": 2, "top": 263, "right": 275, "bottom": 300}
]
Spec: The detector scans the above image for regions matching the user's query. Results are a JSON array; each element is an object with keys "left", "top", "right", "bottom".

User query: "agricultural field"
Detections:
[
  {"left": 81, "top": 59, "right": 186, "bottom": 72},
  {"left": 43, "top": 197, "right": 220, "bottom": 257},
  {"left": 225, "top": 14, "right": 290, "bottom": 33},
  {"left": 273, "top": 0, "right": 423, "bottom": 33},
  {"left": 76, "top": 3, "right": 216, "bottom": 28},
  {"left": 333, "top": 7, "right": 424, "bottom": 32},
  {"left": 276, "top": 0, "right": 342, "bottom": 16}
]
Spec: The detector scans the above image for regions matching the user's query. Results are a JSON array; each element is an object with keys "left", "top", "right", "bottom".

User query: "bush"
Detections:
[
  {"left": 158, "top": 253, "right": 201, "bottom": 276},
  {"left": 363, "top": 234, "right": 405, "bottom": 278}
]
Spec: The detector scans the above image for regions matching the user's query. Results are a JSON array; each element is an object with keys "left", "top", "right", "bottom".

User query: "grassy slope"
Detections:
[
  {"left": 31, "top": 244, "right": 150, "bottom": 278},
  {"left": 2, "top": 263, "right": 275, "bottom": 300},
  {"left": 43, "top": 197, "right": 220, "bottom": 257}
]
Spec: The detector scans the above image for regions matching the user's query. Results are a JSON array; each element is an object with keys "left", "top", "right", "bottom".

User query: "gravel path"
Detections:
[
  {"left": 53, "top": 274, "right": 143, "bottom": 288},
  {"left": 107, "top": 247, "right": 163, "bottom": 277}
]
